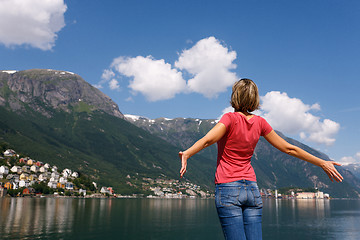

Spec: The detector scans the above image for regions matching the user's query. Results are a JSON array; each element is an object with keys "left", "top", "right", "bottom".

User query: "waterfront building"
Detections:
[
  {"left": 0, "top": 166, "right": 9, "bottom": 175},
  {"left": 48, "top": 181, "right": 57, "bottom": 189},
  {"left": 19, "top": 180, "right": 30, "bottom": 188},
  {"left": 0, "top": 186, "right": 7, "bottom": 197},
  {"left": 4, "top": 182, "right": 12, "bottom": 190}
]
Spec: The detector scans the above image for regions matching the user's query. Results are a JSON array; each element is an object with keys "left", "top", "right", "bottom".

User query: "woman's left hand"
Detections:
[
  {"left": 179, "top": 151, "right": 188, "bottom": 178},
  {"left": 320, "top": 161, "right": 343, "bottom": 182}
]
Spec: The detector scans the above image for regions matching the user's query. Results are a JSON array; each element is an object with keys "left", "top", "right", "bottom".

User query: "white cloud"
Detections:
[
  {"left": 0, "top": 0, "right": 67, "bottom": 50},
  {"left": 110, "top": 56, "right": 186, "bottom": 101},
  {"left": 175, "top": 36, "right": 237, "bottom": 98},
  {"left": 99, "top": 37, "right": 239, "bottom": 101},
  {"left": 259, "top": 91, "right": 340, "bottom": 146},
  {"left": 101, "top": 69, "right": 115, "bottom": 81},
  {"left": 109, "top": 79, "right": 120, "bottom": 90},
  {"left": 340, "top": 152, "right": 360, "bottom": 165},
  {"left": 218, "top": 106, "right": 234, "bottom": 120}
]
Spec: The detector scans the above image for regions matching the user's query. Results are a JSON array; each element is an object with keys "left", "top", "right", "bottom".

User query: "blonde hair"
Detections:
[{"left": 230, "top": 78, "right": 260, "bottom": 113}]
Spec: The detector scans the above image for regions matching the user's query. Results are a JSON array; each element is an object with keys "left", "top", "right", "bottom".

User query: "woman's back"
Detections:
[{"left": 215, "top": 112, "right": 272, "bottom": 184}]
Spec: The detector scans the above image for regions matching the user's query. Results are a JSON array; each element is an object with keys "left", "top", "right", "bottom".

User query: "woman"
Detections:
[{"left": 178, "top": 78, "right": 343, "bottom": 240}]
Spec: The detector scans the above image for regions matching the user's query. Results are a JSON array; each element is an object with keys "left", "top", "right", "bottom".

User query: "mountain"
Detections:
[
  {"left": 0, "top": 69, "right": 215, "bottom": 194},
  {"left": 0, "top": 69, "right": 123, "bottom": 118},
  {"left": 342, "top": 164, "right": 360, "bottom": 179},
  {"left": 125, "top": 114, "right": 360, "bottom": 198}
]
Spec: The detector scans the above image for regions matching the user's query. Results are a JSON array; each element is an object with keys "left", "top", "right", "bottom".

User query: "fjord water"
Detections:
[{"left": 0, "top": 198, "right": 359, "bottom": 239}]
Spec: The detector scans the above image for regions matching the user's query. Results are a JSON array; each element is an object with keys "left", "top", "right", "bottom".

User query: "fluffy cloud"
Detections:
[
  {"left": 259, "top": 91, "right": 340, "bottom": 145},
  {"left": 0, "top": 0, "right": 67, "bottom": 50},
  {"left": 100, "top": 37, "right": 238, "bottom": 101},
  {"left": 109, "top": 79, "right": 120, "bottom": 90},
  {"left": 110, "top": 56, "right": 186, "bottom": 101},
  {"left": 340, "top": 152, "right": 360, "bottom": 165},
  {"left": 175, "top": 36, "right": 237, "bottom": 98}
]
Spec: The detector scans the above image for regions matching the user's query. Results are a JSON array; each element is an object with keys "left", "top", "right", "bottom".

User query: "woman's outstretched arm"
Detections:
[
  {"left": 179, "top": 122, "right": 227, "bottom": 178},
  {"left": 264, "top": 130, "right": 343, "bottom": 182}
]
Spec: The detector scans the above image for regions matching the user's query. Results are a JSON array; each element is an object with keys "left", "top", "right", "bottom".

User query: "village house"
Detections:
[
  {"left": 62, "top": 168, "right": 72, "bottom": 178},
  {"left": 26, "top": 159, "right": 35, "bottom": 165},
  {"left": 22, "top": 188, "right": 35, "bottom": 196},
  {"left": 19, "top": 173, "right": 29, "bottom": 180},
  {"left": 65, "top": 182, "right": 74, "bottom": 190},
  {"left": 296, "top": 192, "right": 315, "bottom": 199},
  {"left": 38, "top": 173, "right": 48, "bottom": 181},
  {"left": 4, "top": 182, "right": 12, "bottom": 190},
  {"left": 51, "top": 166, "right": 58, "bottom": 172},
  {"left": 10, "top": 166, "right": 22, "bottom": 174},
  {"left": 19, "top": 180, "right": 30, "bottom": 188},
  {"left": 29, "top": 174, "right": 38, "bottom": 181},
  {"left": 79, "top": 189, "right": 86, "bottom": 196},
  {"left": 35, "top": 161, "right": 43, "bottom": 167},
  {"left": 100, "top": 187, "right": 113, "bottom": 195},
  {"left": 51, "top": 172, "right": 60, "bottom": 179},
  {"left": 39, "top": 166, "right": 46, "bottom": 173},
  {"left": 57, "top": 182, "right": 65, "bottom": 189},
  {"left": 22, "top": 165, "right": 31, "bottom": 173},
  {"left": 44, "top": 163, "right": 51, "bottom": 169},
  {"left": 48, "top": 181, "right": 57, "bottom": 189},
  {"left": 0, "top": 186, "right": 7, "bottom": 197},
  {"left": 49, "top": 177, "right": 58, "bottom": 183},
  {"left": 0, "top": 166, "right": 9, "bottom": 175},
  {"left": 59, "top": 177, "right": 67, "bottom": 184},
  {"left": 19, "top": 158, "right": 27, "bottom": 164},
  {"left": 3, "top": 149, "right": 16, "bottom": 157},
  {"left": 71, "top": 172, "right": 79, "bottom": 178},
  {"left": 30, "top": 165, "right": 39, "bottom": 173}
]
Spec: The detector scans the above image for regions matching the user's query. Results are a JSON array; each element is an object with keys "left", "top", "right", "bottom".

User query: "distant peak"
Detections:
[{"left": 1, "top": 70, "right": 18, "bottom": 74}]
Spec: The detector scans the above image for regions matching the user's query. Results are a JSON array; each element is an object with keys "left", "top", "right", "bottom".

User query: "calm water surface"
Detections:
[{"left": 0, "top": 198, "right": 359, "bottom": 239}]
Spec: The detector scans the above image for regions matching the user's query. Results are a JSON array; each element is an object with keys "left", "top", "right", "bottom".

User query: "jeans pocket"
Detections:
[
  {"left": 216, "top": 187, "right": 241, "bottom": 207},
  {"left": 250, "top": 187, "right": 263, "bottom": 207}
]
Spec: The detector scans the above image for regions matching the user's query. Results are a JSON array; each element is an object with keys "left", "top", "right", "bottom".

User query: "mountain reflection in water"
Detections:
[{"left": 1, "top": 198, "right": 360, "bottom": 239}]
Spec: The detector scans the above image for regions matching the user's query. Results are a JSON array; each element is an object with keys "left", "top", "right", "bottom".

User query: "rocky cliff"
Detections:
[{"left": 0, "top": 69, "right": 123, "bottom": 118}]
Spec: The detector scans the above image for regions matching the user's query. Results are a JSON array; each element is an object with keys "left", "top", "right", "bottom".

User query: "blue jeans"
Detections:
[{"left": 215, "top": 180, "right": 263, "bottom": 240}]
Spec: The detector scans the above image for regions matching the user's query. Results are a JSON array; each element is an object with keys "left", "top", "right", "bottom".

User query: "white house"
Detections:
[
  {"left": 49, "top": 177, "right": 58, "bottom": 183},
  {"left": 65, "top": 182, "right": 73, "bottom": 190},
  {"left": 62, "top": 168, "right": 72, "bottom": 178},
  {"left": 39, "top": 166, "right": 46, "bottom": 173},
  {"left": 100, "top": 187, "right": 110, "bottom": 194},
  {"left": 0, "top": 166, "right": 9, "bottom": 175},
  {"left": 59, "top": 177, "right": 67, "bottom": 184},
  {"left": 19, "top": 180, "right": 29, "bottom": 188},
  {"left": 30, "top": 165, "right": 39, "bottom": 173},
  {"left": 3, "top": 149, "right": 16, "bottom": 157},
  {"left": 44, "top": 163, "right": 51, "bottom": 169},
  {"left": 71, "top": 172, "right": 79, "bottom": 178},
  {"left": 22, "top": 165, "right": 31, "bottom": 173},
  {"left": 38, "top": 174, "right": 48, "bottom": 181},
  {"left": 47, "top": 181, "right": 57, "bottom": 189},
  {"left": 51, "top": 166, "right": 58, "bottom": 172},
  {"left": 51, "top": 172, "right": 60, "bottom": 179},
  {"left": 79, "top": 189, "right": 86, "bottom": 196},
  {"left": 10, "top": 166, "right": 22, "bottom": 174}
]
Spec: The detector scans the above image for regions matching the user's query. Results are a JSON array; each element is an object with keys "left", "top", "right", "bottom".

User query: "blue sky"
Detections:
[{"left": 0, "top": 0, "right": 359, "bottom": 164}]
